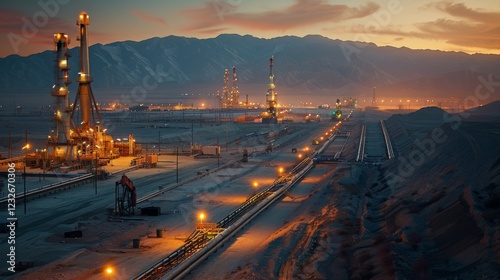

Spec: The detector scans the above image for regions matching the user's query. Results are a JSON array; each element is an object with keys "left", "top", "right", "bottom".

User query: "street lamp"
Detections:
[
  {"left": 94, "top": 145, "right": 100, "bottom": 194},
  {"left": 176, "top": 147, "right": 179, "bottom": 183},
  {"left": 252, "top": 181, "right": 258, "bottom": 195},
  {"left": 104, "top": 266, "right": 114, "bottom": 278},
  {"left": 22, "top": 143, "right": 30, "bottom": 214},
  {"left": 199, "top": 212, "right": 205, "bottom": 224}
]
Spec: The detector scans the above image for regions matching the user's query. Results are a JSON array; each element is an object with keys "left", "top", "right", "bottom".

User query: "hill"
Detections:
[{"left": 1, "top": 34, "right": 499, "bottom": 105}]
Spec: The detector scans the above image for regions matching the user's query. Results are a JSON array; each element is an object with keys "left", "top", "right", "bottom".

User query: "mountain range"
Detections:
[{"left": 1, "top": 34, "right": 499, "bottom": 104}]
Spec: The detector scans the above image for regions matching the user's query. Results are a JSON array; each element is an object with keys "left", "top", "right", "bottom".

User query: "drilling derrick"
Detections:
[
  {"left": 222, "top": 69, "right": 230, "bottom": 108},
  {"left": 71, "top": 12, "right": 102, "bottom": 133},
  {"left": 230, "top": 66, "right": 239, "bottom": 107},
  {"left": 69, "top": 12, "right": 113, "bottom": 163},
  {"left": 49, "top": 33, "right": 73, "bottom": 160},
  {"left": 262, "top": 56, "right": 278, "bottom": 123}
]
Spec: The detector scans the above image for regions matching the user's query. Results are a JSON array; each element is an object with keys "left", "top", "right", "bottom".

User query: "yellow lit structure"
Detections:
[{"left": 263, "top": 56, "right": 279, "bottom": 124}]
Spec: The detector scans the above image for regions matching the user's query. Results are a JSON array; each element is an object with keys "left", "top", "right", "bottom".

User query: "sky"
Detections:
[{"left": 0, "top": 0, "right": 499, "bottom": 58}]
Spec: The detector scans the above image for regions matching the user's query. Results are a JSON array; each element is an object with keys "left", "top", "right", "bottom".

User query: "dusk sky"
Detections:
[{"left": 1, "top": 0, "right": 499, "bottom": 58}]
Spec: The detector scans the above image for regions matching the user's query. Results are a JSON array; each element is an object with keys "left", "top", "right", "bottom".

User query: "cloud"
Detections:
[
  {"left": 0, "top": 9, "right": 115, "bottom": 57},
  {"left": 0, "top": 10, "right": 71, "bottom": 34},
  {"left": 429, "top": 1, "right": 499, "bottom": 23},
  {"left": 331, "top": 1, "right": 500, "bottom": 51},
  {"left": 417, "top": 1, "right": 500, "bottom": 50},
  {"left": 0, "top": 9, "right": 76, "bottom": 56},
  {"left": 130, "top": 9, "right": 167, "bottom": 26},
  {"left": 342, "top": 24, "right": 435, "bottom": 40},
  {"left": 181, "top": 0, "right": 379, "bottom": 34}
]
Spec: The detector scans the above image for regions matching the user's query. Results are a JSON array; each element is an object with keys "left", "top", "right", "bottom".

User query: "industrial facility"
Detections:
[
  {"left": 45, "top": 12, "right": 112, "bottom": 167},
  {"left": 221, "top": 66, "right": 240, "bottom": 108},
  {"left": 262, "top": 56, "right": 279, "bottom": 124},
  {"left": 38, "top": 13, "right": 141, "bottom": 171}
]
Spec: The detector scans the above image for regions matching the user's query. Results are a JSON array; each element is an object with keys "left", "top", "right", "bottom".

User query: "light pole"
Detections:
[
  {"left": 117, "top": 138, "right": 121, "bottom": 156},
  {"left": 95, "top": 145, "right": 100, "bottom": 194},
  {"left": 191, "top": 122, "right": 194, "bottom": 155},
  {"left": 176, "top": 147, "right": 179, "bottom": 184},
  {"left": 22, "top": 143, "right": 30, "bottom": 214},
  {"left": 217, "top": 135, "right": 220, "bottom": 167}
]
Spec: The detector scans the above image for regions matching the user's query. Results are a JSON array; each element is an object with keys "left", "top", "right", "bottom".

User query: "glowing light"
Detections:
[
  {"left": 105, "top": 267, "right": 113, "bottom": 275},
  {"left": 199, "top": 213, "right": 205, "bottom": 224}
]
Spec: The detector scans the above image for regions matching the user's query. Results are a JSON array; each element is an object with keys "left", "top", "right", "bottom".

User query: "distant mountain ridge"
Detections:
[{"left": 1, "top": 34, "right": 499, "bottom": 100}]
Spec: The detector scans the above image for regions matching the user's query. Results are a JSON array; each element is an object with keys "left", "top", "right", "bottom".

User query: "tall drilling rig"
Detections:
[
  {"left": 222, "top": 68, "right": 230, "bottom": 108},
  {"left": 262, "top": 56, "right": 278, "bottom": 124},
  {"left": 230, "top": 66, "right": 239, "bottom": 107},
  {"left": 71, "top": 12, "right": 102, "bottom": 131},
  {"left": 48, "top": 33, "right": 73, "bottom": 161},
  {"left": 70, "top": 12, "right": 113, "bottom": 162}
]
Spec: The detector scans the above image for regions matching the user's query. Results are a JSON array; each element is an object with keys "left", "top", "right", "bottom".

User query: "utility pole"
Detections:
[
  {"left": 94, "top": 149, "right": 98, "bottom": 194},
  {"left": 191, "top": 122, "right": 194, "bottom": 155},
  {"left": 8, "top": 130, "right": 11, "bottom": 158},
  {"left": 176, "top": 147, "right": 179, "bottom": 184},
  {"left": 158, "top": 130, "right": 161, "bottom": 154},
  {"left": 23, "top": 129, "right": 27, "bottom": 214}
]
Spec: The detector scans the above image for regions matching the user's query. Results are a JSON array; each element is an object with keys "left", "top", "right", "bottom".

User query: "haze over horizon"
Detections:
[{"left": 1, "top": 0, "right": 500, "bottom": 58}]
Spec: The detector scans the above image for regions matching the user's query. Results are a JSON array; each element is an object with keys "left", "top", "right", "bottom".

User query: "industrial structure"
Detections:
[
  {"left": 222, "top": 69, "right": 230, "bottom": 108},
  {"left": 69, "top": 12, "right": 115, "bottom": 164},
  {"left": 372, "top": 86, "right": 377, "bottom": 105},
  {"left": 262, "top": 56, "right": 278, "bottom": 124},
  {"left": 72, "top": 12, "right": 101, "bottom": 131},
  {"left": 332, "top": 99, "right": 342, "bottom": 121},
  {"left": 47, "top": 33, "right": 73, "bottom": 161},
  {"left": 115, "top": 174, "right": 137, "bottom": 216},
  {"left": 230, "top": 66, "right": 239, "bottom": 107},
  {"left": 46, "top": 13, "right": 121, "bottom": 167},
  {"left": 342, "top": 97, "right": 358, "bottom": 109},
  {"left": 221, "top": 66, "right": 240, "bottom": 108}
]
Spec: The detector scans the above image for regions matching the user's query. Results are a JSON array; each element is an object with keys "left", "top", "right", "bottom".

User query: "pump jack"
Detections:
[{"left": 115, "top": 174, "right": 137, "bottom": 215}]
